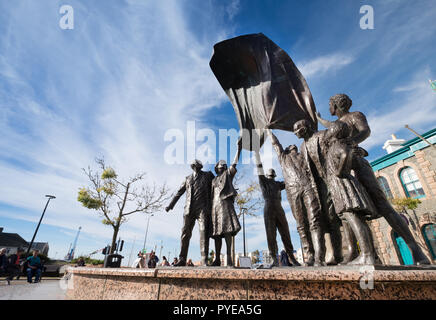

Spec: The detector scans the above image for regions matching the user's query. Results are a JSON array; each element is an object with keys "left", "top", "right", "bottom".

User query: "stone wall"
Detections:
[{"left": 65, "top": 266, "right": 436, "bottom": 300}]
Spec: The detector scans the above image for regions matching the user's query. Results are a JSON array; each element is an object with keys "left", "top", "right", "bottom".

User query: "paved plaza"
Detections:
[{"left": 0, "top": 278, "right": 67, "bottom": 300}]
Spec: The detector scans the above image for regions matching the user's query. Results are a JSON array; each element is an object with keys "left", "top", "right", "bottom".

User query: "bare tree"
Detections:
[
  {"left": 78, "top": 158, "right": 170, "bottom": 254},
  {"left": 231, "top": 171, "right": 263, "bottom": 262},
  {"left": 234, "top": 171, "right": 263, "bottom": 218}
]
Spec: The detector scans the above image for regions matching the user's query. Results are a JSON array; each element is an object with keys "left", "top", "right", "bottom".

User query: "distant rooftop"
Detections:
[
  {"left": 371, "top": 128, "right": 436, "bottom": 171},
  {"left": 0, "top": 227, "right": 48, "bottom": 250},
  {"left": 0, "top": 228, "right": 28, "bottom": 248}
]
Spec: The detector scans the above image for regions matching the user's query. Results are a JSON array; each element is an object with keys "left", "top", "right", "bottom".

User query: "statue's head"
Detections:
[
  {"left": 293, "top": 119, "right": 314, "bottom": 139},
  {"left": 266, "top": 168, "right": 276, "bottom": 179},
  {"left": 190, "top": 159, "right": 203, "bottom": 172},
  {"left": 214, "top": 160, "right": 227, "bottom": 174},
  {"left": 329, "top": 94, "right": 352, "bottom": 117}
]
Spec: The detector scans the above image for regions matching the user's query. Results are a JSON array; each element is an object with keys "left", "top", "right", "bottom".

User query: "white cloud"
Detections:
[
  {"left": 0, "top": 0, "right": 236, "bottom": 261},
  {"left": 226, "top": 0, "right": 240, "bottom": 20},
  {"left": 298, "top": 53, "right": 354, "bottom": 78},
  {"left": 363, "top": 68, "right": 436, "bottom": 150}
]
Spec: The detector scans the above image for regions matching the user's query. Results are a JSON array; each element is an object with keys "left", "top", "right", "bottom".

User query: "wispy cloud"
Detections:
[
  {"left": 363, "top": 67, "right": 436, "bottom": 151},
  {"left": 0, "top": 0, "right": 235, "bottom": 260},
  {"left": 298, "top": 53, "right": 354, "bottom": 78},
  {"left": 226, "top": 0, "right": 241, "bottom": 20}
]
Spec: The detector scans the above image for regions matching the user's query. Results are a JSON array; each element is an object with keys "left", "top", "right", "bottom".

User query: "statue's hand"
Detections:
[
  {"left": 316, "top": 112, "right": 322, "bottom": 119},
  {"left": 237, "top": 137, "right": 243, "bottom": 147}
]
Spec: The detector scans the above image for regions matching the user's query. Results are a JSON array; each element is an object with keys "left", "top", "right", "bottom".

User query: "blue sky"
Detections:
[{"left": 1, "top": 0, "right": 435, "bottom": 263}]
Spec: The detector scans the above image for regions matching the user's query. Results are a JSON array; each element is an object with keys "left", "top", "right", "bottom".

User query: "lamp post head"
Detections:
[{"left": 45, "top": 195, "right": 56, "bottom": 199}]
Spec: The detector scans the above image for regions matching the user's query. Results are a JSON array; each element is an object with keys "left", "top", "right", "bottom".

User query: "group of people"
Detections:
[
  {"left": 262, "top": 94, "right": 430, "bottom": 266},
  {"left": 132, "top": 250, "right": 159, "bottom": 268},
  {"left": 131, "top": 252, "right": 196, "bottom": 268},
  {"left": 0, "top": 248, "right": 43, "bottom": 284},
  {"left": 164, "top": 93, "right": 429, "bottom": 267},
  {"left": 166, "top": 140, "right": 243, "bottom": 267}
]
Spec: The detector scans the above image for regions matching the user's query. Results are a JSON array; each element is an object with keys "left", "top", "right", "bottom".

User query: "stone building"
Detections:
[{"left": 369, "top": 128, "right": 436, "bottom": 265}]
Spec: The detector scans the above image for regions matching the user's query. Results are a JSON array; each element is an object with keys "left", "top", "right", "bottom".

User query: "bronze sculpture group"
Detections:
[{"left": 165, "top": 33, "right": 430, "bottom": 267}]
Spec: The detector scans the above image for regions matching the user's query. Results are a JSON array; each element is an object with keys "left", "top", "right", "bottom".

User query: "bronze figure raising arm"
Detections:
[{"left": 266, "top": 129, "right": 284, "bottom": 156}]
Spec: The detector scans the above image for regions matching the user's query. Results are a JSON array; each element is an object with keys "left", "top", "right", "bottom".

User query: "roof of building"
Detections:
[
  {"left": 0, "top": 229, "right": 49, "bottom": 250},
  {"left": 370, "top": 128, "right": 436, "bottom": 171},
  {"left": 31, "top": 242, "right": 49, "bottom": 251},
  {"left": 0, "top": 231, "right": 28, "bottom": 248}
]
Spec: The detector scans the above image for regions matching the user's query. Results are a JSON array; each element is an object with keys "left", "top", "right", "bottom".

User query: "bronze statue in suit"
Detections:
[{"left": 166, "top": 159, "right": 215, "bottom": 266}]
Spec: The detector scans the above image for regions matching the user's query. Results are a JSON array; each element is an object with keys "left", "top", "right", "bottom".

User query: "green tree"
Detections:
[{"left": 78, "top": 158, "right": 170, "bottom": 254}]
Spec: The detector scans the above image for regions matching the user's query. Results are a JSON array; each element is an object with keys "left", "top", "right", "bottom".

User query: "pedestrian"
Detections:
[
  {"left": 76, "top": 257, "right": 85, "bottom": 267},
  {"left": 26, "top": 250, "right": 42, "bottom": 283},
  {"left": 131, "top": 252, "right": 142, "bottom": 268},
  {"left": 279, "top": 249, "right": 291, "bottom": 266},
  {"left": 147, "top": 251, "right": 157, "bottom": 268},
  {"left": 160, "top": 256, "right": 170, "bottom": 266},
  {"left": 0, "top": 248, "right": 7, "bottom": 277},
  {"left": 171, "top": 257, "right": 178, "bottom": 266},
  {"left": 5, "top": 248, "right": 24, "bottom": 285}
]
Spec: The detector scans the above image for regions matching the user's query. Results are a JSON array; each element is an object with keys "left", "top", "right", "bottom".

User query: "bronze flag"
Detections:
[{"left": 210, "top": 33, "right": 317, "bottom": 150}]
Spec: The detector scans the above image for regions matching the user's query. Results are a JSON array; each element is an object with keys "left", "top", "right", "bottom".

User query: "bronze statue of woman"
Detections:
[
  {"left": 210, "top": 140, "right": 242, "bottom": 267},
  {"left": 324, "top": 121, "right": 377, "bottom": 265}
]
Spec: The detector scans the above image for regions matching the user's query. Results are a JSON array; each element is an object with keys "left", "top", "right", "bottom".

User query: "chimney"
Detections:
[{"left": 383, "top": 134, "right": 406, "bottom": 154}]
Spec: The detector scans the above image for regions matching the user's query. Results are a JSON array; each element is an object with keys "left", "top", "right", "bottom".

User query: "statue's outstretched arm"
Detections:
[
  {"left": 266, "top": 129, "right": 283, "bottom": 155},
  {"left": 254, "top": 150, "right": 265, "bottom": 177},
  {"left": 231, "top": 137, "right": 243, "bottom": 168},
  {"left": 165, "top": 180, "right": 186, "bottom": 211},
  {"left": 316, "top": 112, "right": 334, "bottom": 128}
]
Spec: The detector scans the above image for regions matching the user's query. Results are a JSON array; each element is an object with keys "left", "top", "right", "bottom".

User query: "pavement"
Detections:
[{"left": 0, "top": 278, "right": 67, "bottom": 300}]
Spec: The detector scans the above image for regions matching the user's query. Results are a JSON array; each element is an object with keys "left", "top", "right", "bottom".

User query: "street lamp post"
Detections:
[
  {"left": 142, "top": 213, "right": 154, "bottom": 253},
  {"left": 26, "top": 195, "right": 56, "bottom": 256},
  {"left": 242, "top": 207, "right": 247, "bottom": 257}
]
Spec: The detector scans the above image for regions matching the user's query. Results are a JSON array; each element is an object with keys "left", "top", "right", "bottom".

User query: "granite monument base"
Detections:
[{"left": 65, "top": 265, "right": 436, "bottom": 300}]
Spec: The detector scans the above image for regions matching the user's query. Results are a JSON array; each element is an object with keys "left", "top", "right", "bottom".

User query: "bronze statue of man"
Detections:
[
  {"left": 165, "top": 159, "right": 214, "bottom": 266},
  {"left": 255, "top": 154, "right": 300, "bottom": 267},
  {"left": 266, "top": 129, "right": 326, "bottom": 266},
  {"left": 317, "top": 93, "right": 430, "bottom": 265}
]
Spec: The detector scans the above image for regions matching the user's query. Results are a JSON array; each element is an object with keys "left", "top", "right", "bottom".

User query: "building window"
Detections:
[
  {"left": 399, "top": 167, "right": 425, "bottom": 199},
  {"left": 422, "top": 224, "right": 436, "bottom": 260},
  {"left": 377, "top": 176, "right": 393, "bottom": 199}
]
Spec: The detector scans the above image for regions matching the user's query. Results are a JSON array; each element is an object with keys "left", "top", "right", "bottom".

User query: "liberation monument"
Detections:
[{"left": 66, "top": 33, "right": 435, "bottom": 300}]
